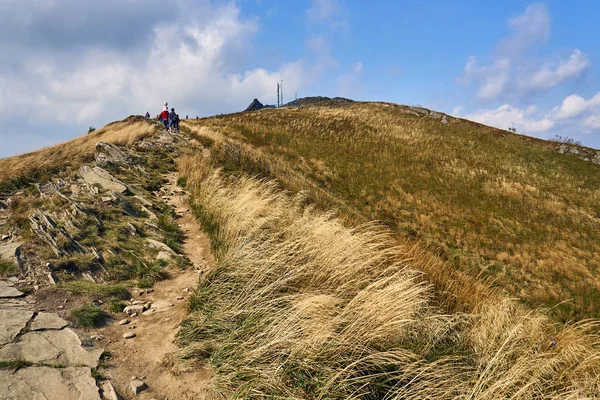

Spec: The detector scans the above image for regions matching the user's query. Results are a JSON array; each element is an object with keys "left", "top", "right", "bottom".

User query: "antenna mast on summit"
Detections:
[
  {"left": 277, "top": 83, "right": 280, "bottom": 107},
  {"left": 280, "top": 80, "right": 284, "bottom": 107}
]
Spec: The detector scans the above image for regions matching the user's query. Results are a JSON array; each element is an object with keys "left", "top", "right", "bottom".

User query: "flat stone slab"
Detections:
[
  {"left": 0, "top": 366, "right": 101, "bottom": 400},
  {"left": 0, "top": 328, "right": 103, "bottom": 368},
  {"left": 0, "top": 310, "right": 33, "bottom": 345},
  {"left": 79, "top": 165, "right": 127, "bottom": 194},
  {"left": 0, "top": 281, "right": 24, "bottom": 298},
  {"left": 31, "top": 312, "right": 69, "bottom": 331}
]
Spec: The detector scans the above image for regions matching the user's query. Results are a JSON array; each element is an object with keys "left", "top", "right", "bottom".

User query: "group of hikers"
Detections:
[{"left": 144, "top": 103, "right": 180, "bottom": 133}]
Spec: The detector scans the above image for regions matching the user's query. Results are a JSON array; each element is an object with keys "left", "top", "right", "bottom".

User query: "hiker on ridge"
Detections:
[
  {"left": 168, "top": 108, "right": 177, "bottom": 132},
  {"left": 144, "top": 111, "right": 150, "bottom": 118},
  {"left": 160, "top": 107, "right": 169, "bottom": 130}
]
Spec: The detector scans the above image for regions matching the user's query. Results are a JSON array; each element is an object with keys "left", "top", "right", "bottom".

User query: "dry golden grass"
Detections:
[
  {"left": 182, "top": 101, "right": 600, "bottom": 321},
  {"left": 0, "top": 115, "right": 159, "bottom": 191},
  {"left": 177, "top": 152, "right": 600, "bottom": 399}
]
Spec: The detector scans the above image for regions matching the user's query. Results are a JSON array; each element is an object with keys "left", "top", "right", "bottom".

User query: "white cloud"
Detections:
[
  {"left": 306, "top": 0, "right": 340, "bottom": 23},
  {"left": 458, "top": 3, "right": 590, "bottom": 100},
  {"left": 551, "top": 93, "right": 600, "bottom": 120},
  {"left": 585, "top": 115, "right": 600, "bottom": 130},
  {"left": 0, "top": 1, "right": 306, "bottom": 135},
  {"left": 465, "top": 104, "right": 554, "bottom": 133},
  {"left": 527, "top": 49, "right": 590, "bottom": 91}
]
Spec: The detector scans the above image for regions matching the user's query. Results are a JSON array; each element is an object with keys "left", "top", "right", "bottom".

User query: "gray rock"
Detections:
[
  {"left": 118, "top": 318, "right": 130, "bottom": 325},
  {"left": 140, "top": 205, "right": 158, "bottom": 220},
  {"left": 146, "top": 239, "right": 177, "bottom": 255},
  {"left": 123, "top": 332, "right": 136, "bottom": 339},
  {"left": 123, "top": 305, "right": 145, "bottom": 315},
  {"left": 157, "top": 251, "right": 172, "bottom": 262},
  {"left": 0, "top": 309, "right": 33, "bottom": 345},
  {"left": 79, "top": 165, "right": 127, "bottom": 194},
  {"left": 133, "top": 195, "right": 153, "bottom": 207},
  {"left": 0, "top": 328, "right": 103, "bottom": 367},
  {"left": 47, "top": 271, "right": 59, "bottom": 285},
  {"left": 130, "top": 379, "right": 147, "bottom": 395},
  {"left": 95, "top": 142, "right": 131, "bottom": 167},
  {"left": 0, "top": 241, "right": 23, "bottom": 271},
  {"left": 30, "top": 312, "right": 69, "bottom": 331},
  {"left": 0, "top": 366, "right": 102, "bottom": 400},
  {"left": 441, "top": 115, "right": 449, "bottom": 125},
  {"left": 29, "top": 211, "right": 84, "bottom": 257},
  {"left": 100, "top": 380, "right": 122, "bottom": 400},
  {"left": 0, "top": 280, "right": 24, "bottom": 298}
]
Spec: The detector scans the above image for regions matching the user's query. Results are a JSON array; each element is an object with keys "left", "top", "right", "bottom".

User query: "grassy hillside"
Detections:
[
  {"left": 0, "top": 116, "right": 158, "bottom": 193},
  {"left": 182, "top": 100, "right": 600, "bottom": 321}
]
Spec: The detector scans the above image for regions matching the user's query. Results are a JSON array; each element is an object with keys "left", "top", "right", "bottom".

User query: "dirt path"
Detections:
[{"left": 98, "top": 172, "right": 214, "bottom": 400}]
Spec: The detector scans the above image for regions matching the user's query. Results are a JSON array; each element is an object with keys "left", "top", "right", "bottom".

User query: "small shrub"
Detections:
[
  {"left": 108, "top": 300, "right": 127, "bottom": 313},
  {"left": 71, "top": 305, "right": 106, "bottom": 328},
  {"left": 551, "top": 135, "right": 581, "bottom": 146},
  {"left": 88, "top": 126, "right": 96, "bottom": 133},
  {"left": 177, "top": 176, "right": 188, "bottom": 187},
  {"left": 0, "top": 258, "right": 20, "bottom": 278}
]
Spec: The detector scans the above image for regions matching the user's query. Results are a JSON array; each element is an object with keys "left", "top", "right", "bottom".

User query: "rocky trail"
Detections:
[{"left": 0, "top": 127, "right": 212, "bottom": 399}]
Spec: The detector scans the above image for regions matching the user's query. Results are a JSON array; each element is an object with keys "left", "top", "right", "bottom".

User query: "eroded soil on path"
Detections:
[{"left": 98, "top": 173, "right": 214, "bottom": 400}]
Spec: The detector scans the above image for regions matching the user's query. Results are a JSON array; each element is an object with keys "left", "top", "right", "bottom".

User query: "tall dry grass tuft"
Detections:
[{"left": 177, "top": 153, "right": 600, "bottom": 399}]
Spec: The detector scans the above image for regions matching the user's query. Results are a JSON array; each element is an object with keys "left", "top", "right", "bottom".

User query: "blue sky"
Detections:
[{"left": 1, "top": 0, "right": 599, "bottom": 158}]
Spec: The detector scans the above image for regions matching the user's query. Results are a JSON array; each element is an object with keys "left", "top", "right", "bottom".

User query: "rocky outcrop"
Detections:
[
  {"left": 78, "top": 165, "right": 128, "bottom": 194},
  {"left": 557, "top": 144, "right": 600, "bottom": 165},
  {"left": 95, "top": 142, "right": 131, "bottom": 167},
  {"left": 0, "top": 367, "right": 102, "bottom": 400},
  {"left": 29, "top": 210, "right": 85, "bottom": 257}
]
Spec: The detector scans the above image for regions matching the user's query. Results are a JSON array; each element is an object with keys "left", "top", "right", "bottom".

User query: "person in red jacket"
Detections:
[{"left": 160, "top": 108, "right": 169, "bottom": 129}]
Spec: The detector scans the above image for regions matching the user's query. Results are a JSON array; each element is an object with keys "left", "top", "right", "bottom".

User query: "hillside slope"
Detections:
[{"left": 183, "top": 99, "right": 600, "bottom": 321}]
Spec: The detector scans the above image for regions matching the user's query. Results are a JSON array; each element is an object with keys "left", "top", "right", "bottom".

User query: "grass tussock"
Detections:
[
  {"left": 0, "top": 258, "right": 20, "bottom": 278},
  {"left": 70, "top": 305, "right": 107, "bottom": 328},
  {"left": 177, "top": 154, "right": 600, "bottom": 399},
  {"left": 57, "top": 280, "right": 130, "bottom": 300},
  {"left": 183, "top": 103, "right": 600, "bottom": 321},
  {"left": 0, "top": 115, "right": 158, "bottom": 192}
]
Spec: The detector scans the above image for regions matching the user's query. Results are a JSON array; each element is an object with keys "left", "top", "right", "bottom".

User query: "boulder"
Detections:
[
  {"left": 0, "top": 366, "right": 102, "bottom": 400},
  {"left": 123, "top": 305, "right": 145, "bottom": 315},
  {"left": 79, "top": 165, "right": 128, "bottom": 194},
  {"left": 146, "top": 239, "right": 177, "bottom": 255},
  {"left": 95, "top": 142, "right": 131, "bottom": 167}
]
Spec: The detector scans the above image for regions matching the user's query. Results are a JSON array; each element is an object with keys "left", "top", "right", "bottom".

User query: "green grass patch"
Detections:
[
  {"left": 0, "top": 360, "right": 27, "bottom": 370},
  {"left": 158, "top": 213, "right": 184, "bottom": 253},
  {"left": 70, "top": 305, "right": 107, "bottom": 328},
  {"left": 58, "top": 280, "right": 130, "bottom": 300},
  {"left": 108, "top": 300, "right": 128, "bottom": 313}
]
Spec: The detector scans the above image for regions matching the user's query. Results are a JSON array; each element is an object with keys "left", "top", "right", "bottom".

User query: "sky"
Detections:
[{"left": 1, "top": 0, "right": 599, "bottom": 158}]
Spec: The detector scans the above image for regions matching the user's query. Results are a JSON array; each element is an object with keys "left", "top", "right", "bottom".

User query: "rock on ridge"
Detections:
[
  {"left": 79, "top": 165, "right": 128, "bottom": 194},
  {"left": 95, "top": 142, "right": 131, "bottom": 167}
]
